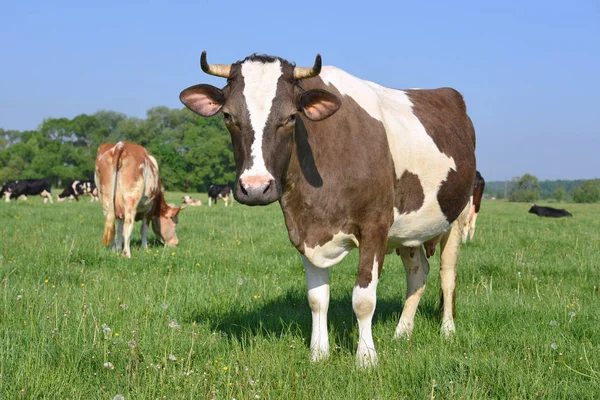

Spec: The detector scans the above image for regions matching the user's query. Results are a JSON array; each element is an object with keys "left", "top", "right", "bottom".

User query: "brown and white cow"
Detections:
[
  {"left": 181, "top": 52, "right": 476, "bottom": 366},
  {"left": 182, "top": 195, "right": 202, "bottom": 206},
  {"left": 462, "top": 171, "right": 485, "bottom": 243},
  {"left": 95, "top": 142, "right": 184, "bottom": 258}
]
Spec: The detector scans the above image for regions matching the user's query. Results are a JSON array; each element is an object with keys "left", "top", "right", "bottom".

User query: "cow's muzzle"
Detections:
[{"left": 235, "top": 176, "right": 280, "bottom": 205}]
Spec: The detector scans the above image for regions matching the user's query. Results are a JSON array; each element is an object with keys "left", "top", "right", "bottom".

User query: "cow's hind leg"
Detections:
[
  {"left": 468, "top": 212, "right": 479, "bottom": 241},
  {"left": 41, "top": 190, "right": 53, "bottom": 204},
  {"left": 353, "top": 231, "right": 387, "bottom": 367},
  {"left": 140, "top": 217, "right": 149, "bottom": 249},
  {"left": 439, "top": 206, "right": 469, "bottom": 338},
  {"left": 439, "top": 230, "right": 460, "bottom": 338},
  {"left": 303, "top": 256, "right": 330, "bottom": 362},
  {"left": 115, "top": 218, "right": 124, "bottom": 252},
  {"left": 395, "top": 246, "right": 430, "bottom": 339}
]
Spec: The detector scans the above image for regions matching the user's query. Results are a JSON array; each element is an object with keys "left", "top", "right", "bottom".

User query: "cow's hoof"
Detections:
[
  {"left": 394, "top": 319, "right": 414, "bottom": 339},
  {"left": 310, "top": 348, "right": 330, "bottom": 362},
  {"left": 442, "top": 320, "right": 455, "bottom": 339},
  {"left": 356, "top": 347, "right": 378, "bottom": 368}
]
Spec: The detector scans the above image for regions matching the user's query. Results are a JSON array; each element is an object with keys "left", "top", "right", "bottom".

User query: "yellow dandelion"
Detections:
[
  {"left": 23, "top": 321, "right": 27, "bottom": 326},
  {"left": 377, "top": 338, "right": 381, "bottom": 343},
  {"left": 80, "top": 283, "right": 85, "bottom": 287},
  {"left": 115, "top": 333, "right": 120, "bottom": 337},
  {"left": 223, "top": 366, "right": 228, "bottom": 371},
  {"left": 196, "top": 263, "right": 200, "bottom": 267},
  {"left": 349, "top": 332, "right": 354, "bottom": 337},
  {"left": 52, "top": 285, "right": 55, "bottom": 289},
  {"left": 44, "top": 279, "right": 49, "bottom": 284},
  {"left": 171, "top": 252, "right": 175, "bottom": 256}
]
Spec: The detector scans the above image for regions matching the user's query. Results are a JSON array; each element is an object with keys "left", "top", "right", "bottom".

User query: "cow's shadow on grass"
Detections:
[{"left": 190, "top": 289, "right": 440, "bottom": 353}]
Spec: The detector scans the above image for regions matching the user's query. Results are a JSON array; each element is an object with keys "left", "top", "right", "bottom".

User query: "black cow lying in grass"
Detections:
[{"left": 528, "top": 204, "right": 572, "bottom": 218}]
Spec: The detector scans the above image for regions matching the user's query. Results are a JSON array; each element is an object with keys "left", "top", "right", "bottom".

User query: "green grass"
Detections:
[{"left": 1, "top": 195, "right": 599, "bottom": 399}]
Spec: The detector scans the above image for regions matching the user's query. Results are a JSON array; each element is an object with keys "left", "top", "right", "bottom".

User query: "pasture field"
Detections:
[{"left": 1, "top": 195, "right": 599, "bottom": 399}]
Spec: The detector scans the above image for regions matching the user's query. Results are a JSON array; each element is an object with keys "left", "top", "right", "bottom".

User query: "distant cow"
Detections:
[
  {"left": 182, "top": 195, "right": 202, "bottom": 206},
  {"left": 58, "top": 180, "right": 99, "bottom": 202},
  {"left": 529, "top": 204, "right": 572, "bottom": 218},
  {"left": 208, "top": 184, "right": 232, "bottom": 207},
  {"left": 1, "top": 181, "right": 17, "bottom": 202},
  {"left": 462, "top": 171, "right": 485, "bottom": 242},
  {"left": 181, "top": 51, "right": 476, "bottom": 366},
  {"left": 1, "top": 179, "right": 53, "bottom": 203},
  {"left": 95, "top": 142, "right": 185, "bottom": 258}
]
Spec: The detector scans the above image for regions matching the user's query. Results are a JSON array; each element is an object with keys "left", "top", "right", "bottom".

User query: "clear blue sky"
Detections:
[{"left": 1, "top": 0, "right": 598, "bottom": 181}]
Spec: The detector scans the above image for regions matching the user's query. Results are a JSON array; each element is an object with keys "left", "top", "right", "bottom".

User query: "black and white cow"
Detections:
[
  {"left": 2, "top": 179, "right": 53, "bottom": 203},
  {"left": 181, "top": 52, "right": 476, "bottom": 366},
  {"left": 529, "top": 204, "right": 572, "bottom": 218},
  {"left": 207, "top": 184, "right": 232, "bottom": 207},
  {"left": 58, "top": 180, "right": 99, "bottom": 202}
]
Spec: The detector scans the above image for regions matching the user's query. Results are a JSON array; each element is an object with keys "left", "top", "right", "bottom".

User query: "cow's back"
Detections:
[{"left": 113, "top": 143, "right": 161, "bottom": 219}]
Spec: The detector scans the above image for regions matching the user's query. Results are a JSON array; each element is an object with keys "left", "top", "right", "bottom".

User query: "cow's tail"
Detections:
[{"left": 98, "top": 142, "right": 125, "bottom": 247}]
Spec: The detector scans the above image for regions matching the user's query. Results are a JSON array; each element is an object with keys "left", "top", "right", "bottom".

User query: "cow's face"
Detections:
[
  {"left": 181, "top": 52, "right": 340, "bottom": 205},
  {"left": 152, "top": 204, "right": 184, "bottom": 247}
]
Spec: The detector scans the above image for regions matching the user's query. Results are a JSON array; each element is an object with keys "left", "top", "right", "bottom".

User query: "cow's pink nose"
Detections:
[
  {"left": 236, "top": 175, "right": 280, "bottom": 205},
  {"left": 240, "top": 175, "right": 272, "bottom": 191}
]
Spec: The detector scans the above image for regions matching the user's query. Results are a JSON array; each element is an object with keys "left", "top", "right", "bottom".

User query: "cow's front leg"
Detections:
[
  {"left": 353, "top": 237, "right": 386, "bottom": 367},
  {"left": 302, "top": 256, "right": 330, "bottom": 361}
]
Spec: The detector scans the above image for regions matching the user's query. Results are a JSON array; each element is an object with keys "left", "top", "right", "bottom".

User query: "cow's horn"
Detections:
[
  {"left": 293, "top": 54, "right": 322, "bottom": 80},
  {"left": 200, "top": 51, "right": 231, "bottom": 78}
]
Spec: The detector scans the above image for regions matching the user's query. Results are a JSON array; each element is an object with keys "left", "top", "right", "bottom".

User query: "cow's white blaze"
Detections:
[
  {"left": 303, "top": 231, "right": 359, "bottom": 268},
  {"left": 239, "top": 60, "right": 282, "bottom": 182},
  {"left": 319, "top": 67, "right": 457, "bottom": 247},
  {"left": 353, "top": 255, "right": 379, "bottom": 366}
]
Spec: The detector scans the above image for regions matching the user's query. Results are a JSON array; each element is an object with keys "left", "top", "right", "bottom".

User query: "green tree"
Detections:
[
  {"left": 572, "top": 180, "right": 600, "bottom": 203},
  {"left": 553, "top": 187, "right": 566, "bottom": 202},
  {"left": 509, "top": 173, "right": 540, "bottom": 202}
]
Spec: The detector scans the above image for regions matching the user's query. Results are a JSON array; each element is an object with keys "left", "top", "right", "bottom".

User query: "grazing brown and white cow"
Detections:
[
  {"left": 462, "top": 171, "right": 485, "bottom": 242},
  {"left": 181, "top": 52, "right": 476, "bottom": 366},
  {"left": 95, "top": 142, "right": 184, "bottom": 258}
]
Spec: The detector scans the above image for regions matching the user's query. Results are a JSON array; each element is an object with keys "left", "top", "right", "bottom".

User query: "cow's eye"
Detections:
[
  {"left": 223, "top": 112, "right": 232, "bottom": 122},
  {"left": 286, "top": 114, "right": 296, "bottom": 124}
]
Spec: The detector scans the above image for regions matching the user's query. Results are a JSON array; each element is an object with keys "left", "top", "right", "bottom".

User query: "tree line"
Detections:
[
  {"left": 3, "top": 109, "right": 598, "bottom": 202},
  {"left": 485, "top": 174, "right": 600, "bottom": 203},
  {"left": 0, "top": 107, "right": 236, "bottom": 192}
]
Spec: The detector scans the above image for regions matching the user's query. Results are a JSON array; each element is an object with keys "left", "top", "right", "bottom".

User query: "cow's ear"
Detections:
[
  {"left": 298, "top": 89, "right": 341, "bottom": 121},
  {"left": 180, "top": 84, "right": 225, "bottom": 117}
]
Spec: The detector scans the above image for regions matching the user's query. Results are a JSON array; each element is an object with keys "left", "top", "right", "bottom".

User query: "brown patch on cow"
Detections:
[
  {"left": 356, "top": 264, "right": 373, "bottom": 288},
  {"left": 411, "top": 265, "right": 419, "bottom": 274},
  {"left": 405, "top": 89, "right": 476, "bottom": 222},
  {"left": 395, "top": 170, "right": 425, "bottom": 214},
  {"left": 437, "top": 168, "right": 472, "bottom": 223},
  {"left": 280, "top": 76, "right": 394, "bottom": 255}
]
